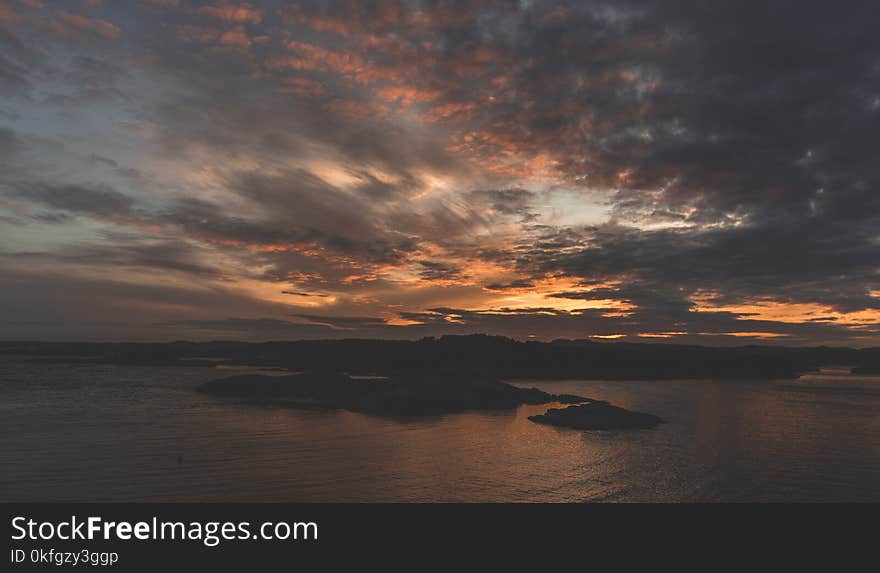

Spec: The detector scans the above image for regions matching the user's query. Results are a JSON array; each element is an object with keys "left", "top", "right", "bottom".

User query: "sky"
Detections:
[{"left": 1, "top": 0, "right": 879, "bottom": 345}]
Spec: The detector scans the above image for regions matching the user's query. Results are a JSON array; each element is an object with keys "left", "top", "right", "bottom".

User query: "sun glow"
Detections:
[
  {"left": 479, "top": 276, "right": 635, "bottom": 314},
  {"left": 691, "top": 292, "right": 880, "bottom": 326}
]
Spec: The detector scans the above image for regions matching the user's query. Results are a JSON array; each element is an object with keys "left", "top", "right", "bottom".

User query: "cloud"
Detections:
[
  {"left": 416, "top": 260, "right": 466, "bottom": 282},
  {"left": 468, "top": 188, "right": 537, "bottom": 219},
  {"left": 1, "top": 0, "right": 878, "bottom": 344},
  {"left": 197, "top": 4, "right": 263, "bottom": 25},
  {"left": 0, "top": 127, "right": 19, "bottom": 158},
  {"left": 47, "top": 11, "right": 121, "bottom": 40},
  {"left": 282, "top": 290, "right": 328, "bottom": 298},
  {"left": 5, "top": 181, "right": 136, "bottom": 216}
]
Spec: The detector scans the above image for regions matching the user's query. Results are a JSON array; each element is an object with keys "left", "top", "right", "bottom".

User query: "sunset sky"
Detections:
[{"left": 1, "top": 0, "right": 879, "bottom": 344}]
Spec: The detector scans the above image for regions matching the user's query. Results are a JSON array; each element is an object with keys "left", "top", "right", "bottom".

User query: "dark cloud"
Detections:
[
  {"left": 416, "top": 260, "right": 464, "bottom": 281},
  {"left": 0, "top": 127, "right": 18, "bottom": 158},
  {"left": 170, "top": 318, "right": 340, "bottom": 339},
  {"left": 538, "top": 217, "right": 880, "bottom": 315},
  {"left": 291, "top": 314, "right": 389, "bottom": 329},
  {"left": 468, "top": 188, "right": 537, "bottom": 220},
  {"left": 282, "top": 291, "right": 328, "bottom": 297},
  {"left": 484, "top": 279, "right": 535, "bottom": 292},
  {"left": 5, "top": 181, "right": 136, "bottom": 217},
  {"left": 0, "top": 52, "right": 30, "bottom": 97},
  {"left": 88, "top": 153, "right": 118, "bottom": 167}
]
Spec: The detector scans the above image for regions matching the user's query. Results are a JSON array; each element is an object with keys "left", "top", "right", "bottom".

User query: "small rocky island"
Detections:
[
  {"left": 197, "top": 372, "right": 589, "bottom": 417},
  {"left": 529, "top": 402, "right": 663, "bottom": 430},
  {"left": 198, "top": 371, "right": 663, "bottom": 429}
]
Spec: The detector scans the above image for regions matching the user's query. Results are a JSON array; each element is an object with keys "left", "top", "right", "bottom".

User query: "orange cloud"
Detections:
[
  {"left": 358, "top": 33, "right": 413, "bottom": 57},
  {"left": 297, "top": 13, "right": 360, "bottom": 37},
  {"left": 267, "top": 41, "right": 421, "bottom": 87},
  {"left": 47, "top": 10, "right": 121, "bottom": 40},
  {"left": 474, "top": 276, "right": 636, "bottom": 314},
  {"left": 350, "top": 62, "right": 418, "bottom": 86},
  {"left": 422, "top": 101, "right": 478, "bottom": 122},
  {"left": 691, "top": 293, "right": 880, "bottom": 326},
  {"left": 286, "top": 2, "right": 402, "bottom": 37},
  {"left": 325, "top": 98, "right": 392, "bottom": 121},
  {"left": 273, "top": 41, "right": 366, "bottom": 75},
  {"left": 197, "top": 3, "right": 263, "bottom": 24},
  {"left": 705, "top": 332, "right": 791, "bottom": 339},
  {"left": 0, "top": 4, "right": 16, "bottom": 28},
  {"left": 406, "top": 6, "right": 474, "bottom": 31},
  {"left": 374, "top": 84, "right": 442, "bottom": 106},
  {"left": 638, "top": 332, "right": 688, "bottom": 338},
  {"left": 217, "top": 27, "right": 251, "bottom": 49}
]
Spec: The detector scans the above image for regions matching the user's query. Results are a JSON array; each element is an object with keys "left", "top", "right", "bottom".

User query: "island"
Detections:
[
  {"left": 197, "top": 372, "right": 590, "bottom": 417},
  {"left": 198, "top": 371, "right": 664, "bottom": 429},
  {"left": 528, "top": 402, "right": 663, "bottom": 430}
]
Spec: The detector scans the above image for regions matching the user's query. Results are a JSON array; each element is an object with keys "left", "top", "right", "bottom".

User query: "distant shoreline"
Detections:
[{"left": 2, "top": 334, "right": 879, "bottom": 381}]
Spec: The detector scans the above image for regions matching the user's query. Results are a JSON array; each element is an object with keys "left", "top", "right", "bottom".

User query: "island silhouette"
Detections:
[{"left": 196, "top": 371, "right": 590, "bottom": 416}]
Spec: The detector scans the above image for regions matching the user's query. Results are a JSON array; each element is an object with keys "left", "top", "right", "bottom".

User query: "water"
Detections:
[{"left": 1, "top": 356, "right": 878, "bottom": 502}]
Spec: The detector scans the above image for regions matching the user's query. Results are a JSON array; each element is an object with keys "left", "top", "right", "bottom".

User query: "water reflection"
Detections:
[{"left": 1, "top": 358, "right": 878, "bottom": 502}]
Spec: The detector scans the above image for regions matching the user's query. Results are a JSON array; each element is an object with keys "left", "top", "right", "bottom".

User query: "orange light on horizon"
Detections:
[
  {"left": 638, "top": 331, "right": 688, "bottom": 338},
  {"left": 691, "top": 292, "right": 880, "bottom": 326}
]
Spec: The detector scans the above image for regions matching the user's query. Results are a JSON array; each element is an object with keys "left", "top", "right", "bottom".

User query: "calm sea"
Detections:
[{"left": 1, "top": 356, "right": 878, "bottom": 502}]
